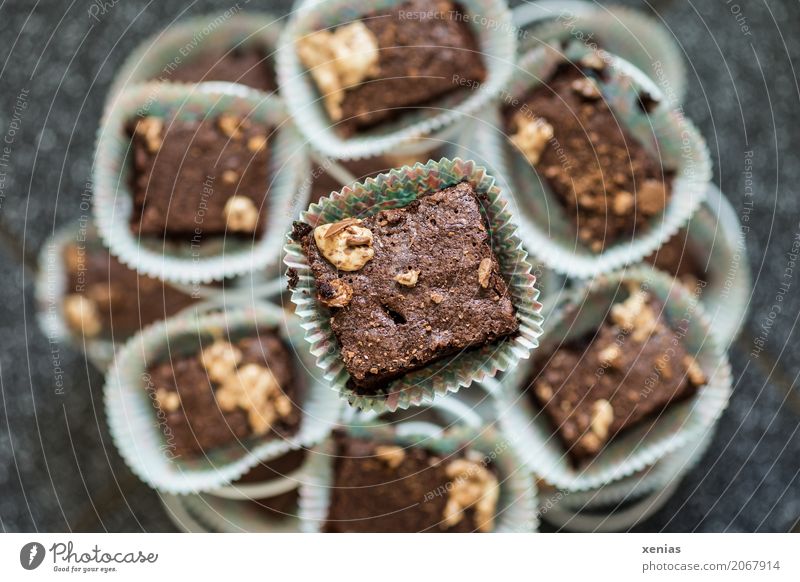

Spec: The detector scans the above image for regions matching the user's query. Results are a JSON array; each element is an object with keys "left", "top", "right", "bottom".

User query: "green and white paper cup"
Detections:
[
  {"left": 276, "top": 0, "right": 517, "bottom": 159},
  {"left": 494, "top": 43, "right": 711, "bottom": 279},
  {"left": 283, "top": 157, "right": 543, "bottom": 412},
  {"left": 108, "top": 12, "right": 284, "bottom": 100},
  {"left": 298, "top": 423, "right": 538, "bottom": 533},
  {"left": 93, "top": 82, "right": 308, "bottom": 284},
  {"left": 513, "top": 0, "right": 687, "bottom": 108},
  {"left": 105, "top": 304, "right": 343, "bottom": 494},
  {"left": 492, "top": 267, "right": 732, "bottom": 491}
]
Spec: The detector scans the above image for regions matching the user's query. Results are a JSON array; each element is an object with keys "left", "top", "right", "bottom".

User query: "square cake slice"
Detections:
[
  {"left": 529, "top": 289, "right": 707, "bottom": 463},
  {"left": 146, "top": 330, "right": 301, "bottom": 458},
  {"left": 325, "top": 432, "right": 499, "bottom": 533},
  {"left": 128, "top": 114, "right": 271, "bottom": 238},
  {"left": 298, "top": 182, "right": 518, "bottom": 393}
]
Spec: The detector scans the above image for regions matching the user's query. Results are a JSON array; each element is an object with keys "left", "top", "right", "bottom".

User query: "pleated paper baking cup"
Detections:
[
  {"left": 180, "top": 492, "right": 303, "bottom": 533},
  {"left": 275, "top": 0, "right": 517, "bottom": 160},
  {"left": 283, "top": 157, "right": 543, "bottom": 413},
  {"left": 105, "top": 304, "right": 344, "bottom": 494},
  {"left": 93, "top": 82, "right": 308, "bottom": 284},
  {"left": 645, "top": 183, "right": 750, "bottom": 349},
  {"left": 298, "top": 423, "right": 538, "bottom": 533},
  {"left": 493, "top": 266, "right": 732, "bottom": 492},
  {"left": 34, "top": 225, "right": 116, "bottom": 370},
  {"left": 513, "top": 0, "right": 686, "bottom": 108},
  {"left": 108, "top": 12, "right": 283, "bottom": 100},
  {"left": 498, "top": 43, "right": 711, "bottom": 279},
  {"left": 552, "top": 417, "right": 716, "bottom": 513}
]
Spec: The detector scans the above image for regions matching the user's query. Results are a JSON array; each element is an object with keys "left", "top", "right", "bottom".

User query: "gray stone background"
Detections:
[{"left": 0, "top": 0, "right": 798, "bottom": 532}]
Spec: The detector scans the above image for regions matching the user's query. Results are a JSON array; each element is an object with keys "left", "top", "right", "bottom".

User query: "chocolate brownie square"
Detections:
[
  {"left": 325, "top": 432, "right": 499, "bottom": 532},
  {"left": 146, "top": 330, "right": 301, "bottom": 458},
  {"left": 505, "top": 60, "right": 672, "bottom": 252},
  {"left": 61, "top": 240, "right": 194, "bottom": 339},
  {"left": 158, "top": 45, "right": 276, "bottom": 92},
  {"left": 529, "top": 288, "right": 707, "bottom": 463},
  {"left": 296, "top": 0, "right": 486, "bottom": 135},
  {"left": 297, "top": 181, "right": 518, "bottom": 392},
  {"left": 128, "top": 114, "right": 271, "bottom": 238}
]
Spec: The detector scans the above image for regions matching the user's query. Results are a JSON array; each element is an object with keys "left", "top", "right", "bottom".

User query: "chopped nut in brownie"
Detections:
[
  {"left": 297, "top": 0, "right": 486, "bottom": 136},
  {"left": 146, "top": 330, "right": 301, "bottom": 458},
  {"left": 325, "top": 432, "right": 499, "bottom": 532},
  {"left": 529, "top": 286, "right": 706, "bottom": 462},
  {"left": 300, "top": 182, "right": 519, "bottom": 393},
  {"left": 505, "top": 64, "right": 672, "bottom": 252},
  {"left": 128, "top": 114, "right": 272, "bottom": 239}
]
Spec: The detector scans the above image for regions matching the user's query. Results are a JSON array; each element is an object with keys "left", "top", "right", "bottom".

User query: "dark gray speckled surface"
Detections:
[{"left": 0, "top": 0, "right": 798, "bottom": 532}]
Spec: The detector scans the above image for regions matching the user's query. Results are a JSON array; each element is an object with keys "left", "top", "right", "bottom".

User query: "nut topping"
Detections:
[
  {"left": 590, "top": 399, "right": 614, "bottom": 440},
  {"left": 394, "top": 269, "right": 420, "bottom": 287},
  {"left": 571, "top": 77, "right": 602, "bottom": 99},
  {"left": 477, "top": 258, "right": 492, "bottom": 288},
  {"left": 63, "top": 294, "right": 102, "bottom": 338},
  {"left": 374, "top": 445, "right": 406, "bottom": 468},
  {"left": 155, "top": 388, "right": 180, "bottom": 413},
  {"left": 443, "top": 459, "right": 499, "bottom": 533},
  {"left": 224, "top": 195, "right": 260, "bottom": 233},
  {"left": 134, "top": 116, "right": 163, "bottom": 153},
  {"left": 318, "top": 278, "right": 353, "bottom": 308},
  {"left": 314, "top": 219, "right": 374, "bottom": 271},
  {"left": 638, "top": 179, "right": 668, "bottom": 215},
  {"left": 216, "top": 363, "right": 282, "bottom": 435},
  {"left": 684, "top": 355, "right": 706, "bottom": 386},
  {"left": 296, "top": 21, "right": 380, "bottom": 121},
  {"left": 510, "top": 114, "right": 554, "bottom": 165},
  {"left": 201, "top": 340, "right": 243, "bottom": 384},
  {"left": 217, "top": 114, "right": 243, "bottom": 139},
  {"left": 247, "top": 135, "right": 268, "bottom": 153},
  {"left": 430, "top": 291, "right": 444, "bottom": 304}
]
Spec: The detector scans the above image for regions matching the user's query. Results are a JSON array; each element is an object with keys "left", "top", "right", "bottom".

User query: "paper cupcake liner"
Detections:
[
  {"left": 551, "top": 416, "right": 717, "bottom": 513},
  {"left": 284, "top": 157, "right": 544, "bottom": 412},
  {"left": 108, "top": 12, "right": 284, "bottom": 100},
  {"left": 34, "top": 225, "right": 117, "bottom": 370},
  {"left": 298, "top": 423, "right": 538, "bottom": 533},
  {"left": 492, "top": 266, "right": 732, "bottom": 491},
  {"left": 183, "top": 492, "right": 303, "bottom": 533},
  {"left": 513, "top": 1, "right": 687, "bottom": 108},
  {"left": 493, "top": 43, "right": 711, "bottom": 279},
  {"left": 661, "top": 183, "right": 750, "bottom": 349},
  {"left": 275, "top": 0, "right": 517, "bottom": 160},
  {"left": 105, "top": 304, "right": 344, "bottom": 494},
  {"left": 93, "top": 82, "right": 309, "bottom": 284}
]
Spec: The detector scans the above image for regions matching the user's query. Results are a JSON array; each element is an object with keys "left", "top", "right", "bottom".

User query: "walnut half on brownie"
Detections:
[
  {"left": 146, "top": 330, "right": 302, "bottom": 458},
  {"left": 294, "top": 181, "right": 519, "bottom": 393},
  {"left": 529, "top": 286, "right": 707, "bottom": 463},
  {"left": 296, "top": 0, "right": 486, "bottom": 136}
]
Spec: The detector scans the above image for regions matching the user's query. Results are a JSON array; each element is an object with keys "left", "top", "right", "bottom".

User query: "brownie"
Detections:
[
  {"left": 147, "top": 330, "right": 302, "bottom": 458},
  {"left": 325, "top": 432, "right": 499, "bottom": 532},
  {"left": 644, "top": 228, "right": 707, "bottom": 288},
  {"left": 296, "top": 0, "right": 486, "bottom": 135},
  {"left": 505, "top": 60, "right": 672, "bottom": 252},
  {"left": 61, "top": 240, "right": 194, "bottom": 339},
  {"left": 156, "top": 45, "right": 276, "bottom": 92},
  {"left": 128, "top": 114, "right": 271, "bottom": 238},
  {"left": 310, "top": 149, "right": 448, "bottom": 204},
  {"left": 297, "top": 181, "right": 519, "bottom": 392},
  {"left": 529, "top": 287, "right": 707, "bottom": 463}
]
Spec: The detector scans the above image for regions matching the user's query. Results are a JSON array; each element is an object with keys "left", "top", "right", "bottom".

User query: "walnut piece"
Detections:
[
  {"left": 394, "top": 269, "right": 420, "bottom": 287},
  {"left": 610, "top": 287, "right": 659, "bottom": 342},
  {"left": 296, "top": 21, "right": 380, "bottom": 121},
  {"left": 314, "top": 219, "right": 374, "bottom": 271},
  {"left": 318, "top": 278, "right": 353, "bottom": 308},
  {"left": 430, "top": 292, "right": 444, "bottom": 304},
  {"left": 247, "top": 135, "right": 268, "bottom": 153},
  {"left": 684, "top": 355, "right": 707, "bottom": 386},
  {"left": 571, "top": 77, "right": 602, "bottom": 99},
  {"left": 201, "top": 340, "right": 243, "bottom": 384},
  {"left": 598, "top": 344, "right": 621, "bottom": 367},
  {"left": 374, "top": 445, "right": 406, "bottom": 469},
  {"left": 63, "top": 294, "right": 102, "bottom": 338},
  {"left": 216, "top": 363, "right": 281, "bottom": 435},
  {"left": 580, "top": 52, "right": 606, "bottom": 71},
  {"left": 477, "top": 258, "right": 492, "bottom": 288},
  {"left": 510, "top": 114, "right": 554, "bottom": 165},
  {"left": 535, "top": 381, "right": 553, "bottom": 401},
  {"left": 443, "top": 459, "right": 499, "bottom": 533},
  {"left": 638, "top": 179, "right": 668, "bottom": 215},
  {"left": 590, "top": 399, "right": 614, "bottom": 440},
  {"left": 612, "top": 190, "right": 634, "bottom": 215},
  {"left": 217, "top": 114, "right": 243, "bottom": 139},
  {"left": 224, "top": 195, "right": 260, "bottom": 233},
  {"left": 155, "top": 388, "right": 180, "bottom": 413},
  {"left": 134, "top": 117, "right": 163, "bottom": 153}
]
